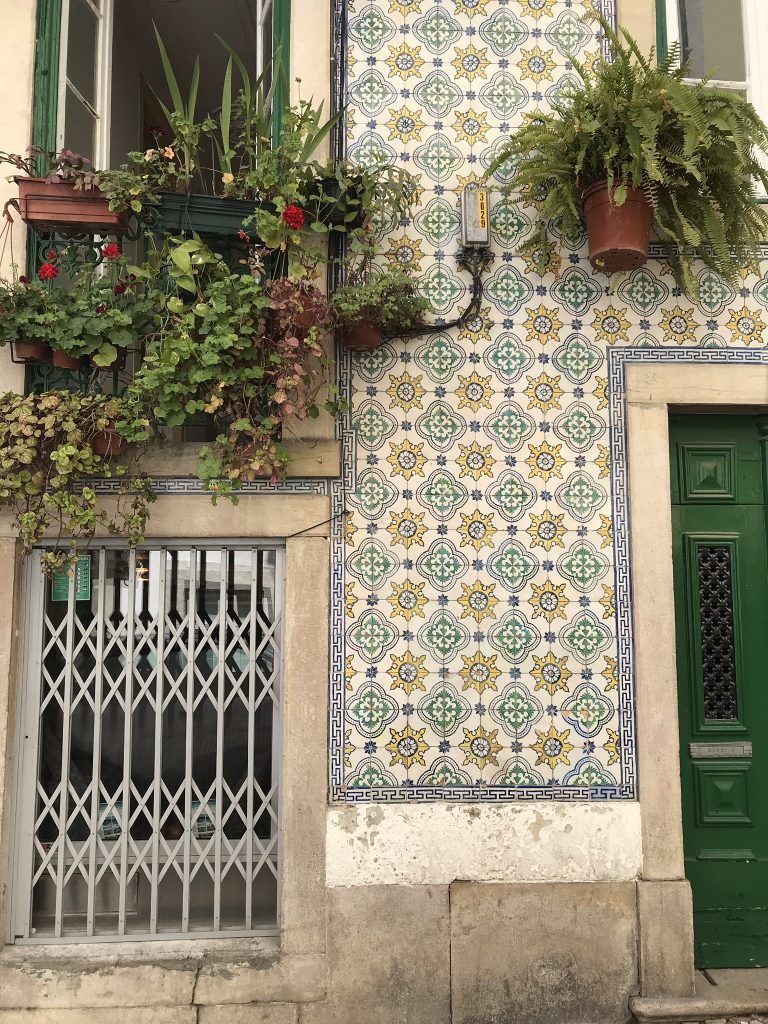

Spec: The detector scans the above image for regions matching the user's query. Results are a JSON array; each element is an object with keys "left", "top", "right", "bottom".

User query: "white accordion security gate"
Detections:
[{"left": 11, "top": 543, "right": 283, "bottom": 942}]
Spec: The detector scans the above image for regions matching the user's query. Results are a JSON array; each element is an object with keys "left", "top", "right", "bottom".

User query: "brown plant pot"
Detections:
[
  {"left": 92, "top": 426, "right": 124, "bottom": 458},
  {"left": 582, "top": 181, "right": 652, "bottom": 274},
  {"left": 338, "top": 321, "right": 383, "bottom": 351},
  {"left": 294, "top": 292, "right": 319, "bottom": 334},
  {"left": 52, "top": 349, "right": 85, "bottom": 370},
  {"left": 13, "top": 339, "right": 52, "bottom": 363},
  {"left": 14, "top": 178, "right": 129, "bottom": 236},
  {"left": 268, "top": 283, "right": 322, "bottom": 337}
]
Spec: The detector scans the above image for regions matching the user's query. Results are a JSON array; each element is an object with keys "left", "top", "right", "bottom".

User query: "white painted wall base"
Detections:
[{"left": 326, "top": 803, "right": 643, "bottom": 886}]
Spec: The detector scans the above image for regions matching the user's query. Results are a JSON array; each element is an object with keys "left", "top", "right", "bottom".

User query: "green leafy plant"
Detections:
[
  {"left": 485, "top": 17, "right": 768, "bottom": 296},
  {"left": 0, "top": 146, "right": 100, "bottom": 188},
  {"left": 119, "top": 239, "right": 344, "bottom": 500},
  {"left": 42, "top": 244, "right": 159, "bottom": 366},
  {"left": 331, "top": 269, "right": 432, "bottom": 335},
  {"left": 97, "top": 31, "right": 416, "bottom": 251},
  {"left": 0, "top": 271, "right": 67, "bottom": 349},
  {"left": 0, "top": 391, "right": 155, "bottom": 575},
  {"left": 0, "top": 246, "right": 160, "bottom": 367}
]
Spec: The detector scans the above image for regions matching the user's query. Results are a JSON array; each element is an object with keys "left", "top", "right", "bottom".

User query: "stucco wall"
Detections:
[
  {"left": 326, "top": 802, "right": 642, "bottom": 885},
  {"left": 0, "top": 2, "right": 35, "bottom": 394},
  {"left": 617, "top": 0, "right": 656, "bottom": 52}
]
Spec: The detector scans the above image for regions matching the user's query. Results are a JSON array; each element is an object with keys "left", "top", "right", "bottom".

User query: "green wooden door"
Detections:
[{"left": 671, "top": 414, "right": 768, "bottom": 967}]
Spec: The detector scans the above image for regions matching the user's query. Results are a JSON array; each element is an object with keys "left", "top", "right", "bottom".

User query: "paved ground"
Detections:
[{"left": 689, "top": 970, "right": 768, "bottom": 1023}]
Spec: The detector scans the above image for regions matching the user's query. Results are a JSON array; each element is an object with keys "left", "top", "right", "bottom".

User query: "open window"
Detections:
[
  {"left": 660, "top": 0, "right": 768, "bottom": 123},
  {"left": 38, "top": 0, "right": 288, "bottom": 169}
]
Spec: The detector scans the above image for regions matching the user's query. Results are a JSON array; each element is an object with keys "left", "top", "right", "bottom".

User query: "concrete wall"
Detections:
[
  {"left": 618, "top": 0, "right": 657, "bottom": 53},
  {"left": 0, "top": 0, "right": 35, "bottom": 394}
]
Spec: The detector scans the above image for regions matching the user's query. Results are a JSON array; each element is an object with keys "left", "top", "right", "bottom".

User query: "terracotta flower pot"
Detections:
[
  {"left": 13, "top": 339, "right": 52, "bottom": 363},
  {"left": 14, "top": 178, "right": 129, "bottom": 236},
  {"left": 52, "top": 349, "right": 85, "bottom": 370},
  {"left": 582, "top": 181, "right": 652, "bottom": 274},
  {"left": 92, "top": 425, "right": 124, "bottom": 458},
  {"left": 294, "top": 292, "right": 319, "bottom": 334},
  {"left": 339, "top": 321, "right": 382, "bottom": 351}
]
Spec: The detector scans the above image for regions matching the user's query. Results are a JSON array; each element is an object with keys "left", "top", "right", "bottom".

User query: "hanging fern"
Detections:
[{"left": 485, "top": 16, "right": 768, "bottom": 296}]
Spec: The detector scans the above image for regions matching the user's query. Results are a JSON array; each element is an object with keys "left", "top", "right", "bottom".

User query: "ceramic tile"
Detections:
[{"left": 328, "top": 0, "right": 765, "bottom": 802}]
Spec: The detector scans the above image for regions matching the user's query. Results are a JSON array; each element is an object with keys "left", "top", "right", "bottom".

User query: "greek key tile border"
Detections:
[{"left": 89, "top": 478, "right": 331, "bottom": 495}]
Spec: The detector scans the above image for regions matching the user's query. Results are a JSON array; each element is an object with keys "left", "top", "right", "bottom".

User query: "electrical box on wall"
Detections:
[{"left": 460, "top": 185, "right": 491, "bottom": 247}]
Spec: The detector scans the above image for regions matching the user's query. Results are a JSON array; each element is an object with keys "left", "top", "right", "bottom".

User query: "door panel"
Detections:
[{"left": 671, "top": 415, "right": 768, "bottom": 967}]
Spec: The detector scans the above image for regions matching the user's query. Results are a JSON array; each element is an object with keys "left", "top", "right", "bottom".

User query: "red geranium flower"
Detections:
[
  {"left": 45, "top": 249, "right": 57, "bottom": 261},
  {"left": 96, "top": 303, "right": 107, "bottom": 315},
  {"left": 238, "top": 230, "right": 247, "bottom": 239},
  {"left": 37, "top": 263, "right": 58, "bottom": 281},
  {"left": 18, "top": 275, "right": 28, "bottom": 284},
  {"left": 114, "top": 283, "right": 127, "bottom": 295},
  {"left": 101, "top": 243, "right": 121, "bottom": 260},
  {"left": 281, "top": 205, "right": 304, "bottom": 230}
]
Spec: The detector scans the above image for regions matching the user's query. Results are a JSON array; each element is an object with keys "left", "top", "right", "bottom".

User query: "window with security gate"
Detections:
[{"left": 12, "top": 543, "right": 283, "bottom": 942}]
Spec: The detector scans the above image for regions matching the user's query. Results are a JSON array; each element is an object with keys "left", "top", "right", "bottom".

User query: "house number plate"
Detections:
[{"left": 689, "top": 741, "right": 752, "bottom": 759}]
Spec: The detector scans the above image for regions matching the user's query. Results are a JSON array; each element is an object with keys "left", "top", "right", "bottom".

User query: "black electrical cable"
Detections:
[{"left": 387, "top": 243, "right": 494, "bottom": 340}]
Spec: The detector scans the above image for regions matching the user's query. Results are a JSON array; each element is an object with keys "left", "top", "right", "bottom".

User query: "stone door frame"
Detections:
[{"left": 623, "top": 355, "right": 768, "bottom": 995}]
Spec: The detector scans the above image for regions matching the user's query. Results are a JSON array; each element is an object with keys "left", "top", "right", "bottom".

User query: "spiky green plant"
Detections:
[{"left": 485, "top": 17, "right": 768, "bottom": 296}]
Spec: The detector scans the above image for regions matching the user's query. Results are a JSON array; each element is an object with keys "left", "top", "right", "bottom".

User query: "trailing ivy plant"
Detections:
[
  {"left": 119, "top": 238, "right": 345, "bottom": 501},
  {"left": 0, "top": 391, "right": 155, "bottom": 575},
  {"left": 485, "top": 17, "right": 768, "bottom": 296}
]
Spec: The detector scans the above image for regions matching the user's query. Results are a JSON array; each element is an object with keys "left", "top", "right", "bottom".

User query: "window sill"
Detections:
[
  {"left": 0, "top": 940, "right": 327, "bottom": 1008},
  {"left": 136, "top": 439, "right": 341, "bottom": 479}
]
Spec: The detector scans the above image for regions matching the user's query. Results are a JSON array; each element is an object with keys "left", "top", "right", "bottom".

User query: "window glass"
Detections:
[
  {"left": 64, "top": 87, "right": 97, "bottom": 159},
  {"left": 678, "top": 0, "right": 746, "bottom": 82},
  {"left": 66, "top": 0, "right": 99, "bottom": 105}
]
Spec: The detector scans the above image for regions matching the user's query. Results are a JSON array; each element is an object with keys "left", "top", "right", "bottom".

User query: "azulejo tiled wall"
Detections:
[{"left": 328, "top": 0, "right": 768, "bottom": 802}]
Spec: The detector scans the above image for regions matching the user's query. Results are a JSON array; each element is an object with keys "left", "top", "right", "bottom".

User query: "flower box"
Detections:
[
  {"left": 15, "top": 178, "right": 129, "bottom": 236},
  {"left": 315, "top": 176, "right": 367, "bottom": 231},
  {"left": 149, "top": 192, "right": 257, "bottom": 237}
]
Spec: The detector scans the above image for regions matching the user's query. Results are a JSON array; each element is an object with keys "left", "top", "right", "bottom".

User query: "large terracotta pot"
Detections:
[
  {"left": 15, "top": 178, "right": 129, "bottom": 236},
  {"left": 13, "top": 339, "right": 52, "bottom": 363},
  {"left": 52, "top": 349, "right": 85, "bottom": 370},
  {"left": 338, "top": 320, "right": 382, "bottom": 351},
  {"left": 582, "top": 181, "right": 652, "bottom": 273}
]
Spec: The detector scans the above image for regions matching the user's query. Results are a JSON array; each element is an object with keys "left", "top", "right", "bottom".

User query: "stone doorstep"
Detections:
[{"left": 631, "top": 995, "right": 768, "bottom": 1023}]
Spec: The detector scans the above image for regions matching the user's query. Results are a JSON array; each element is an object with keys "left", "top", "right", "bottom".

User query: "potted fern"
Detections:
[
  {"left": 487, "top": 18, "right": 768, "bottom": 295},
  {"left": 331, "top": 269, "right": 432, "bottom": 351}
]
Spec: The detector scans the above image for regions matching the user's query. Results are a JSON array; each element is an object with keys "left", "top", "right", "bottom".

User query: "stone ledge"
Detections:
[
  {"left": 631, "top": 996, "right": 768, "bottom": 1022},
  {"left": 194, "top": 953, "right": 326, "bottom": 1005},
  {"left": 0, "top": 1011, "right": 196, "bottom": 1024},
  {"left": 0, "top": 958, "right": 197, "bottom": 1009},
  {"left": 0, "top": 943, "right": 324, "bottom": 1010},
  {"left": 136, "top": 440, "right": 341, "bottom": 479}
]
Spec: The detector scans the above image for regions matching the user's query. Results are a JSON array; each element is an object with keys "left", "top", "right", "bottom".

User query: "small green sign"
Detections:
[{"left": 51, "top": 555, "right": 92, "bottom": 603}]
